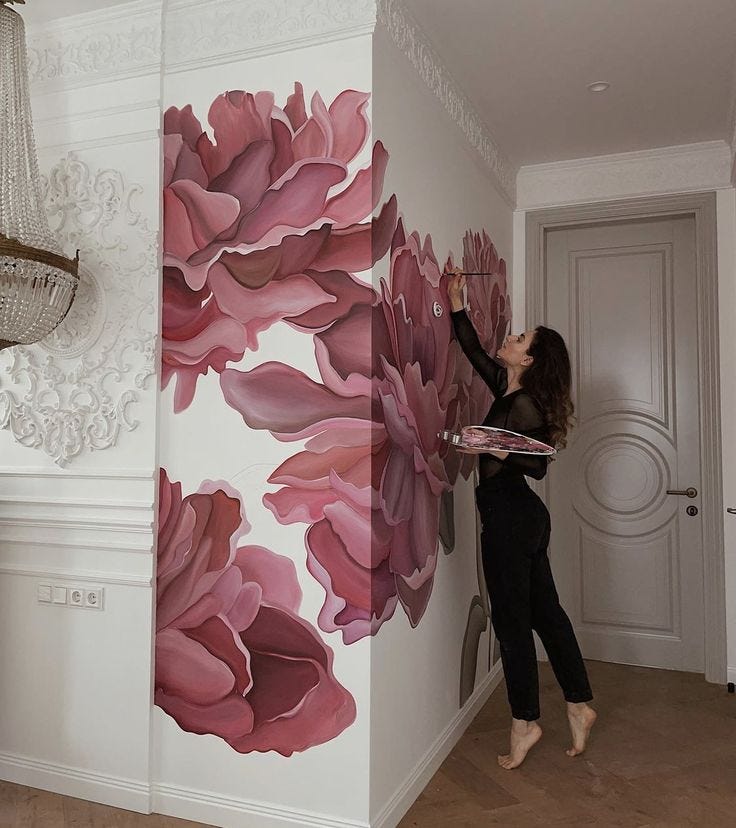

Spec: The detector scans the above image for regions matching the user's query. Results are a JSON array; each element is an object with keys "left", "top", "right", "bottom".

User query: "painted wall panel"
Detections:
[{"left": 369, "top": 21, "right": 514, "bottom": 823}]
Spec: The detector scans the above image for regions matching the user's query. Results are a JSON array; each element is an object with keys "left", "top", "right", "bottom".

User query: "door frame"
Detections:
[{"left": 525, "top": 191, "right": 725, "bottom": 684}]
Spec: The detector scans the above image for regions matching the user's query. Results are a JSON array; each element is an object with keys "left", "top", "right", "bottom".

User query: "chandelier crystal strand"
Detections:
[{"left": 0, "top": 3, "right": 79, "bottom": 350}]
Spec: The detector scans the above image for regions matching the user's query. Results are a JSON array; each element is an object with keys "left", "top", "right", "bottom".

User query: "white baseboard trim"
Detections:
[
  {"left": 152, "top": 784, "right": 370, "bottom": 828},
  {"left": 371, "top": 662, "right": 504, "bottom": 828},
  {"left": 727, "top": 665, "right": 736, "bottom": 685},
  {"left": 0, "top": 750, "right": 150, "bottom": 813}
]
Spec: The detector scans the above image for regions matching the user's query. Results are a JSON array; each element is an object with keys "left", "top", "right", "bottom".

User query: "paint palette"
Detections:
[{"left": 440, "top": 426, "right": 556, "bottom": 455}]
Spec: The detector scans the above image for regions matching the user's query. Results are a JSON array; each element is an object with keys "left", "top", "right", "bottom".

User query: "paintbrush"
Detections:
[{"left": 443, "top": 271, "right": 496, "bottom": 276}]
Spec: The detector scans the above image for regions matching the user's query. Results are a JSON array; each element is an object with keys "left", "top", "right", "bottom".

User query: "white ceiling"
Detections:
[{"left": 403, "top": 0, "right": 736, "bottom": 168}]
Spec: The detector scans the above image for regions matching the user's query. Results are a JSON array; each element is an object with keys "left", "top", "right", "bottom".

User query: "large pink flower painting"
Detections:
[
  {"left": 156, "top": 470, "right": 356, "bottom": 755},
  {"left": 222, "top": 219, "right": 460, "bottom": 642},
  {"left": 159, "top": 81, "right": 511, "bottom": 743},
  {"left": 162, "top": 82, "right": 394, "bottom": 412}
]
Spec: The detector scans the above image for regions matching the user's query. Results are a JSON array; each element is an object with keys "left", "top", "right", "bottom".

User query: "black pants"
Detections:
[{"left": 476, "top": 475, "right": 593, "bottom": 721}]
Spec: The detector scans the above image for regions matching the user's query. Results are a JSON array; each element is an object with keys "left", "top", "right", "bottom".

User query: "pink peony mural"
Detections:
[
  {"left": 156, "top": 469, "right": 356, "bottom": 755},
  {"left": 221, "top": 219, "right": 466, "bottom": 642},
  {"left": 160, "top": 83, "right": 511, "bottom": 662},
  {"left": 162, "top": 83, "right": 395, "bottom": 412}
]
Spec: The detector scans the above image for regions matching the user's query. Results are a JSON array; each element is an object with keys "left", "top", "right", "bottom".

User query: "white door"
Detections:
[{"left": 545, "top": 217, "right": 704, "bottom": 672}]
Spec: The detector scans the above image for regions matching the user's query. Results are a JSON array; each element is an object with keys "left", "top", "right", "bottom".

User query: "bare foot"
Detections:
[
  {"left": 566, "top": 702, "right": 596, "bottom": 757},
  {"left": 497, "top": 718, "right": 543, "bottom": 770}
]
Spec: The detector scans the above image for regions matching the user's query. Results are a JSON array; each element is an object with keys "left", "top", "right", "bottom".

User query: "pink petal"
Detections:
[
  {"left": 220, "top": 363, "right": 369, "bottom": 440},
  {"left": 230, "top": 607, "right": 356, "bottom": 754},
  {"left": 328, "top": 89, "right": 370, "bottom": 164},
  {"left": 284, "top": 82, "right": 308, "bottom": 130},
  {"left": 306, "top": 520, "right": 371, "bottom": 612},
  {"left": 185, "top": 615, "right": 253, "bottom": 695},
  {"left": 234, "top": 159, "right": 347, "bottom": 245},
  {"left": 232, "top": 545, "right": 302, "bottom": 614},
  {"left": 323, "top": 141, "right": 389, "bottom": 224},
  {"left": 268, "top": 445, "right": 369, "bottom": 490},
  {"left": 264, "top": 487, "right": 338, "bottom": 525},
  {"left": 208, "top": 139, "right": 273, "bottom": 217},
  {"left": 155, "top": 689, "right": 255, "bottom": 740},
  {"left": 323, "top": 499, "right": 372, "bottom": 568},
  {"left": 285, "top": 269, "right": 375, "bottom": 332},
  {"left": 156, "top": 627, "right": 235, "bottom": 704},
  {"left": 216, "top": 225, "right": 331, "bottom": 288},
  {"left": 199, "top": 91, "right": 271, "bottom": 180},
  {"left": 208, "top": 264, "right": 333, "bottom": 351},
  {"left": 395, "top": 572, "right": 435, "bottom": 628},
  {"left": 168, "top": 179, "right": 241, "bottom": 252},
  {"left": 164, "top": 104, "right": 205, "bottom": 152}
]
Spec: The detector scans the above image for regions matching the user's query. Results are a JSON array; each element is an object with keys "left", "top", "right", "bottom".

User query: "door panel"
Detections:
[{"left": 545, "top": 217, "right": 703, "bottom": 672}]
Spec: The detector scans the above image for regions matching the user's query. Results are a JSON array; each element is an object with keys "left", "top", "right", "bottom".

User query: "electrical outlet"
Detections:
[
  {"left": 84, "top": 588, "right": 104, "bottom": 610},
  {"left": 69, "top": 588, "right": 84, "bottom": 606},
  {"left": 37, "top": 584, "right": 52, "bottom": 603}
]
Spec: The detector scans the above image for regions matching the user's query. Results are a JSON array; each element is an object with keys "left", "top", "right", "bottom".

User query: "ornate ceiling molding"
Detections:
[
  {"left": 377, "top": 0, "right": 516, "bottom": 203},
  {"left": 0, "top": 153, "right": 157, "bottom": 466},
  {"left": 25, "top": 1, "right": 162, "bottom": 91},
  {"left": 164, "top": 0, "right": 377, "bottom": 73}
]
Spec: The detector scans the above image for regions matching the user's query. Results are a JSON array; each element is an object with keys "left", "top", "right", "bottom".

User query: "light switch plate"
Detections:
[
  {"left": 37, "top": 584, "right": 52, "bottom": 603},
  {"left": 52, "top": 586, "right": 67, "bottom": 604}
]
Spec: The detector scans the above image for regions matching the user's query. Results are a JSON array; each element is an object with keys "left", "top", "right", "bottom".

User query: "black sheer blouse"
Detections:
[{"left": 451, "top": 309, "right": 550, "bottom": 481}]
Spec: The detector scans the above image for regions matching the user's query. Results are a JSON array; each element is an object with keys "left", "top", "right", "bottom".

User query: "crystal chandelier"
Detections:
[{"left": 0, "top": 0, "right": 79, "bottom": 352}]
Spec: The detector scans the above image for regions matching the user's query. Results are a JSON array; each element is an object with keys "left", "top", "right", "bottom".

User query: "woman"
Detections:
[{"left": 447, "top": 269, "right": 596, "bottom": 770}]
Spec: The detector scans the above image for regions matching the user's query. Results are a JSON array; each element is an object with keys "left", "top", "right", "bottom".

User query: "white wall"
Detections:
[
  {"left": 154, "top": 6, "right": 375, "bottom": 828},
  {"left": 0, "top": 0, "right": 162, "bottom": 811},
  {"left": 514, "top": 143, "right": 736, "bottom": 686},
  {"left": 369, "top": 20, "right": 512, "bottom": 828}
]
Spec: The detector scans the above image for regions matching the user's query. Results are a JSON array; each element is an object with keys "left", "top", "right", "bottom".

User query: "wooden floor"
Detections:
[
  {"left": 1, "top": 661, "right": 734, "bottom": 827},
  {"left": 400, "top": 660, "right": 736, "bottom": 827}
]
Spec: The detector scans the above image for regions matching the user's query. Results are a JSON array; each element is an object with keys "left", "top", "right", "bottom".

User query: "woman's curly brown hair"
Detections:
[{"left": 521, "top": 325, "right": 576, "bottom": 451}]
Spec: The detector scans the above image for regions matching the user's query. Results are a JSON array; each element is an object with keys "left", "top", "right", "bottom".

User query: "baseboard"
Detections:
[
  {"left": 0, "top": 750, "right": 150, "bottom": 813},
  {"left": 152, "top": 784, "right": 370, "bottom": 828},
  {"left": 371, "top": 661, "right": 504, "bottom": 828}
]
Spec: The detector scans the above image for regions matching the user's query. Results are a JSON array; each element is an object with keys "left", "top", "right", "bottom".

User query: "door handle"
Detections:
[
  {"left": 728, "top": 508, "right": 736, "bottom": 514},
  {"left": 666, "top": 487, "right": 697, "bottom": 498}
]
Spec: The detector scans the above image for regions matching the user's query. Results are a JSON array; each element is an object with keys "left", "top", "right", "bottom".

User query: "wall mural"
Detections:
[
  {"left": 159, "top": 82, "right": 510, "bottom": 752},
  {"left": 156, "top": 470, "right": 356, "bottom": 755}
]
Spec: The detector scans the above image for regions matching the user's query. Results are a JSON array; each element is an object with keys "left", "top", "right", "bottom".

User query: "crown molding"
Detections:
[
  {"left": 516, "top": 141, "right": 733, "bottom": 210},
  {"left": 376, "top": 0, "right": 515, "bottom": 204},
  {"left": 518, "top": 140, "right": 731, "bottom": 175},
  {"left": 164, "top": 0, "right": 377, "bottom": 74},
  {"left": 25, "top": 1, "right": 163, "bottom": 92}
]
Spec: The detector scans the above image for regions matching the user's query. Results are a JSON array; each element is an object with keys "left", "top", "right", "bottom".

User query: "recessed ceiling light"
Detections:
[{"left": 587, "top": 81, "right": 610, "bottom": 93}]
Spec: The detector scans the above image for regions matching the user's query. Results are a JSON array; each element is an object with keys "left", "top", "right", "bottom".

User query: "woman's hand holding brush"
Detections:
[{"left": 444, "top": 265, "right": 466, "bottom": 312}]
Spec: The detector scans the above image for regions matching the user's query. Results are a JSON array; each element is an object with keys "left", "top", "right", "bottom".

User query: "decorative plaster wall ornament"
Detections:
[
  {"left": 0, "top": 154, "right": 157, "bottom": 465},
  {"left": 0, "top": 2, "right": 80, "bottom": 349},
  {"left": 25, "top": 6, "right": 162, "bottom": 89},
  {"left": 164, "top": 0, "right": 377, "bottom": 71}
]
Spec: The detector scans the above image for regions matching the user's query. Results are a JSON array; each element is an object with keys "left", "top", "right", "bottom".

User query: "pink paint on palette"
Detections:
[{"left": 440, "top": 426, "right": 556, "bottom": 455}]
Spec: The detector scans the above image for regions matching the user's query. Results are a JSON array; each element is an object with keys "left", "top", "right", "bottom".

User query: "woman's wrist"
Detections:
[{"left": 449, "top": 296, "right": 465, "bottom": 312}]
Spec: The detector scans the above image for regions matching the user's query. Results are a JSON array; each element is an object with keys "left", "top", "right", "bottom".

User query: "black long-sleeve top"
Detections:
[{"left": 451, "top": 309, "right": 550, "bottom": 481}]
